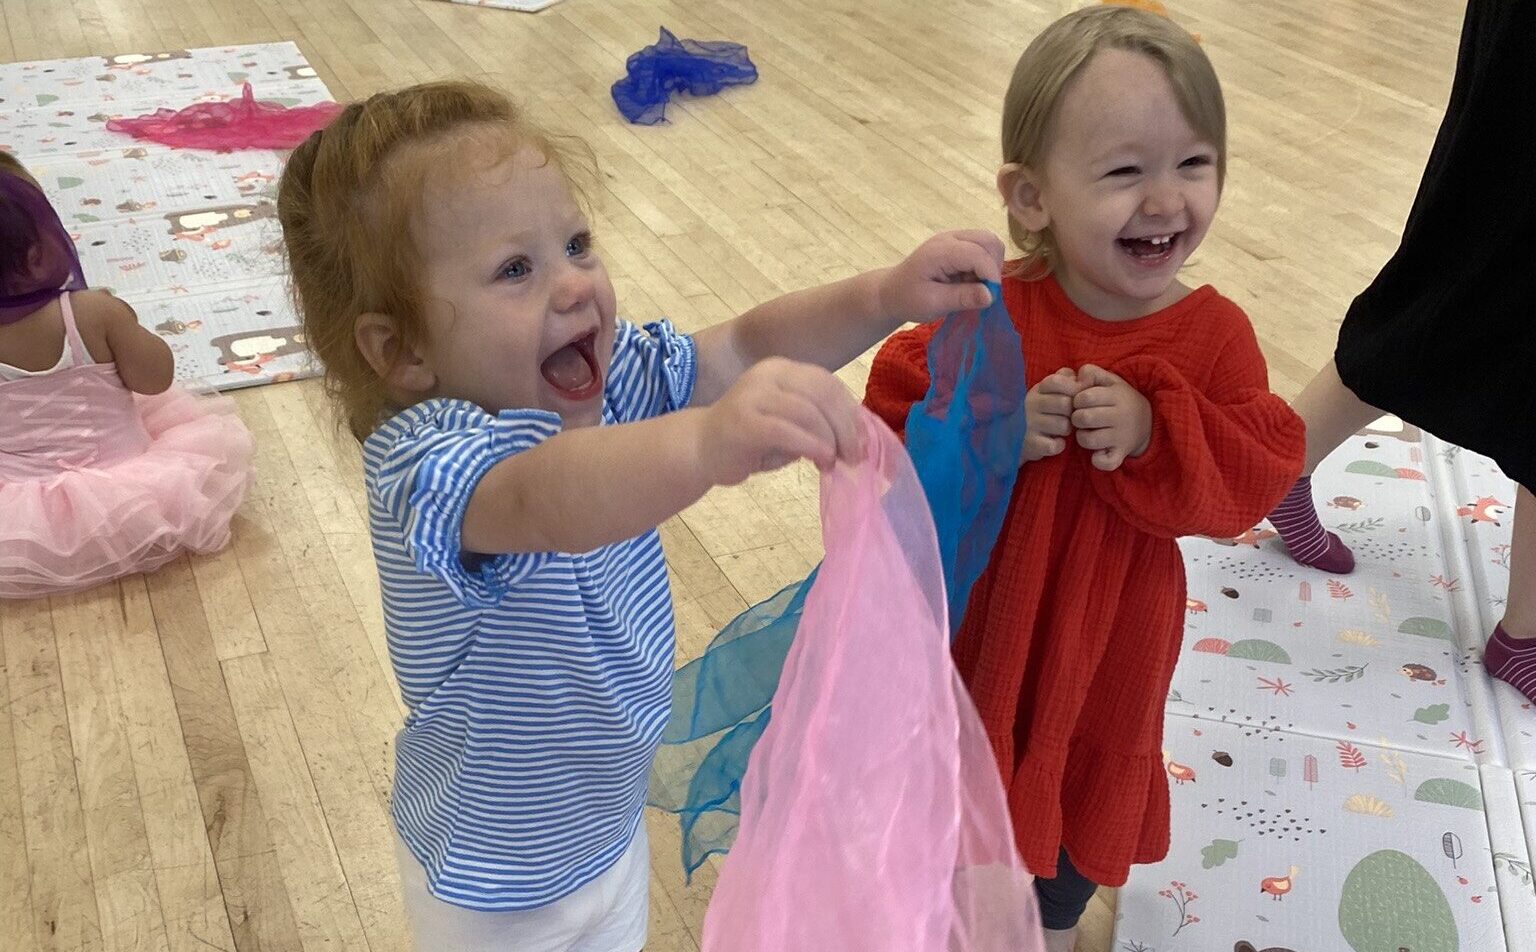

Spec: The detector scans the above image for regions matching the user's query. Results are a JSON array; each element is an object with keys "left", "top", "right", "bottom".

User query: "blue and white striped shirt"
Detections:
[{"left": 364, "top": 320, "right": 697, "bottom": 911}]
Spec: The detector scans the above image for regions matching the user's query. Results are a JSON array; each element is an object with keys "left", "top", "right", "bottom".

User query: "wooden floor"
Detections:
[{"left": 0, "top": 0, "right": 1466, "bottom": 949}]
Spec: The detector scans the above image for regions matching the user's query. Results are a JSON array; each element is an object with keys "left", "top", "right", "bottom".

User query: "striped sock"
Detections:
[
  {"left": 1484, "top": 624, "right": 1536, "bottom": 705},
  {"left": 1267, "top": 476, "right": 1356, "bottom": 574}
]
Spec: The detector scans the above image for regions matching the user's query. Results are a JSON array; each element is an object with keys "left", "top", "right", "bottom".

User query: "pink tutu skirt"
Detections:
[{"left": 0, "top": 385, "right": 254, "bottom": 598}]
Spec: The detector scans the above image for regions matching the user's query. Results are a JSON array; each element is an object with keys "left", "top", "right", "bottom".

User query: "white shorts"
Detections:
[{"left": 393, "top": 824, "right": 650, "bottom": 952}]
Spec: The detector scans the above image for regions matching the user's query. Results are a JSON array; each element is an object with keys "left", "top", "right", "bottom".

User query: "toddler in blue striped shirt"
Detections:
[{"left": 276, "top": 79, "right": 1001, "bottom": 952}]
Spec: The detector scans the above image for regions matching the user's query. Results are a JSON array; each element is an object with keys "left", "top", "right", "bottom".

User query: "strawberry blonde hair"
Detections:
[
  {"left": 277, "top": 80, "right": 595, "bottom": 439},
  {"left": 1001, "top": 5, "right": 1225, "bottom": 275}
]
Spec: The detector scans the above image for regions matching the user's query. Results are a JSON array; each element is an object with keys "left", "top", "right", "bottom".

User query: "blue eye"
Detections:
[
  {"left": 500, "top": 257, "right": 530, "bottom": 281},
  {"left": 567, "top": 232, "right": 593, "bottom": 257}
]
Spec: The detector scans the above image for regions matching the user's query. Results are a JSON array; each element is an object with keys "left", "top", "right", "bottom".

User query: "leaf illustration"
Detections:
[
  {"left": 1382, "top": 752, "right": 1406, "bottom": 786},
  {"left": 1413, "top": 778, "right": 1482, "bottom": 812},
  {"left": 1200, "top": 838, "right": 1240, "bottom": 868},
  {"left": 1413, "top": 703, "right": 1451, "bottom": 725},
  {"left": 1344, "top": 460, "right": 1398, "bottom": 478},
  {"left": 1338, "top": 741, "right": 1367, "bottom": 772},
  {"left": 1369, "top": 588, "right": 1391, "bottom": 624},
  {"left": 1494, "top": 851, "right": 1532, "bottom": 887},
  {"left": 1328, "top": 580, "right": 1354, "bottom": 601},
  {"left": 1443, "top": 832, "right": 1462, "bottom": 869},
  {"left": 1337, "top": 628, "right": 1381, "bottom": 648},
  {"left": 1399, "top": 617, "right": 1453, "bottom": 640},
  {"left": 1344, "top": 794, "right": 1393, "bottom": 817},
  {"left": 1227, "top": 639, "right": 1292, "bottom": 664},
  {"left": 1340, "top": 850, "right": 1457, "bottom": 952},
  {"left": 1378, "top": 743, "right": 1408, "bottom": 788},
  {"left": 1302, "top": 664, "right": 1370, "bottom": 683}
]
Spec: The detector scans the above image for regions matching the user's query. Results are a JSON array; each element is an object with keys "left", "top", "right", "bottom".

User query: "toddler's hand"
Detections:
[
  {"left": 878, "top": 230, "right": 1005, "bottom": 324},
  {"left": 701, "top": 358, "right": 864, "bottom": 486},
  {"left": 1071, "top": 364, "right": 1152, "bottom": 472},
  {"left": 1023, "top": 368, "right": 1079, "bottom": 463}
]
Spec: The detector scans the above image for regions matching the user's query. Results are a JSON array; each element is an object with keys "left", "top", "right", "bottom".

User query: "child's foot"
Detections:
[
  {"left": 1042, "top": 927, "right": 1078, "bottom": 952},
  {"left": 1484, "top": 624, "right": 1536, "bottom": 705},
  {"left": 1268, "top": 476, "right": 1356, "bottom": 574}
]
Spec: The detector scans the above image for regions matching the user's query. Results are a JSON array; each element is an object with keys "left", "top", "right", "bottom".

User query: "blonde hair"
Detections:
[
  {"left": 277, "top": 80, "right": 596, "bottom": 440},
  {"left": 1001, "top": 5, "right": 1225, "bottom": 274}
]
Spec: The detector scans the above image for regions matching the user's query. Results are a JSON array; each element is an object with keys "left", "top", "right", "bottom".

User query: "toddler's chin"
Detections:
[{"left": 556, "top": 404, "right": 603, "bottom": 430}]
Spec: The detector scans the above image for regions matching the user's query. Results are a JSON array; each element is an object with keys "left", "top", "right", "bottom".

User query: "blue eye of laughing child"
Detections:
[
  {"left": 499, "top": 257, "right": 531, "bottom": 281},
  {"left": 567, "top": 231, "right": 592, "bottom": 257}
]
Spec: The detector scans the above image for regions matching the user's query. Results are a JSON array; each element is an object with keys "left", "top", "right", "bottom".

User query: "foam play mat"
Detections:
[
  {"left": 1113, "top": 421, "right": 1534, "bottom": 952},
  {"left": 0, "top": 42, "right": 333, "bottom": 390}
]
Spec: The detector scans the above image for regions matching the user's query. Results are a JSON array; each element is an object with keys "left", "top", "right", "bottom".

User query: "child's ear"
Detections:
[
  {"left": 997, "top": 163, "right": 1051, "bottom": 234},
  {"left": 355, "top": 312, "right": 437, "bottom": 396}
]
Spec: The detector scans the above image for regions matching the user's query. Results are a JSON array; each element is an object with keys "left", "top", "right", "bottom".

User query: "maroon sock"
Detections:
[
  {"left": 1267, "top": 476, "right": 1355, "bottom": 574},
  {"left": 1485, "top": 624, "right": 1536, "bottom": 705}
]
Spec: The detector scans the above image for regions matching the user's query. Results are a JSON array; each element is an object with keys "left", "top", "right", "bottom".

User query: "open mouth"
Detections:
[
  {"left": 1116, "top": 232, "right": 1181, "bottom": 267},
  {"left": 539, "top": 331, "right": 602, "bottom": 402}
]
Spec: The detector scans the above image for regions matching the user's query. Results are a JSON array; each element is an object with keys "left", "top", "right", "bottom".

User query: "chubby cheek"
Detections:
[
  {"left": 593, "top": 320, "right": 619, "bottom": 382},
  {"left": 462, "top": 334, "right": 544, "bottom": 409},
  {"left": 594, "top": 277, "right": 620, "bottom": 372},
  {"left": 1060, "top": 219, "right": 1116, "bottom": 265},
  {"left": 1064, "top": 201, "right": 1123, "bottom": 249},
  {"left": 1189, "top": 185, "right": 1220, "bottom": 230},
  {"left": 1194, "top": 206, "right": 1218, "bottom": 242},
  {"left": 1103, "top": 196, "right": 1143, "bottom": 238},
  {"left": 596, "top": 273, "right": 618, "bottom": 324}
]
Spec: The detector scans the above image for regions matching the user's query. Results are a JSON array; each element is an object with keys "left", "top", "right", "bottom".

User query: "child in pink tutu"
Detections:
[{"left": 0, "top": 152, "right": 254, "bottom": 598}]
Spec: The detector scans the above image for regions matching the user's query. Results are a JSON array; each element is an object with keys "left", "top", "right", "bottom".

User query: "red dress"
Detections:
[{"left": 864, "top": 274, "right": 1305, "bottom": 885}]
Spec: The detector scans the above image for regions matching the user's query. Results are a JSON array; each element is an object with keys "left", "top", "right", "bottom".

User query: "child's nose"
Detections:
[
  {"left": 1141, "top": 179, "right": 1185, "bottom": 219},
  {"left": 551, "top": 264, "right": 596, "bottom": 313}
]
